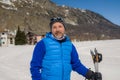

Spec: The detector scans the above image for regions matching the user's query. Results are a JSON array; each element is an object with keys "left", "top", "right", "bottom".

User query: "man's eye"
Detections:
[
  {"left": 59, "top": 26, "right": 62, "bottom": 28},
  {"left": 53, "top": 26, "right": 57, "bottom": 29}
]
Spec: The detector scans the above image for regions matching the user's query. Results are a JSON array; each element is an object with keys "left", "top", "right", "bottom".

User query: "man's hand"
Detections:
[{"left": 93, "top": 72, "right": 102, "bottom": 80}]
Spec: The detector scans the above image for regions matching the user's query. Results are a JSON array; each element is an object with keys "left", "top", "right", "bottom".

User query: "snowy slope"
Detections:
[{"left": 0, "top": 39, "right": 120, "bottom": 80}]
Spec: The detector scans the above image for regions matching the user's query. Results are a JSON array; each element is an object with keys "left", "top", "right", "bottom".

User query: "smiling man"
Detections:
[
  {"left": 50, "top": 18, "right": 66, "bottom": 40},
  {"left": 30, "top": 17, "right": 102, "bottom": 80}
]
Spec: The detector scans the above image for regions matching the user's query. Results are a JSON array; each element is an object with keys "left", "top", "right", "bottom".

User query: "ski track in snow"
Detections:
[{"left": 0, "top": 39, "right": 120, "bottom": 80}]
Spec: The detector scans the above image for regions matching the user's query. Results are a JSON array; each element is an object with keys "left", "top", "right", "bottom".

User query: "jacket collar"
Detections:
[{"left": 46, "top": 32, "right": 70, "bottom": 42}]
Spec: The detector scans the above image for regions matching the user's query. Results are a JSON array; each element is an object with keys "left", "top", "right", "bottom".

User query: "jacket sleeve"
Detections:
[
  {"left": 30, "top": 40, "right": 45, "bottom": 80},
  {"left": 71, "top": 44, "right": 89, "bottom": 77}
]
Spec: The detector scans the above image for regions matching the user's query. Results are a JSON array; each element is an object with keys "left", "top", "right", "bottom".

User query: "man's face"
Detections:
[{"left": 51, "top": 22, "right": 65, "bottom": 39}]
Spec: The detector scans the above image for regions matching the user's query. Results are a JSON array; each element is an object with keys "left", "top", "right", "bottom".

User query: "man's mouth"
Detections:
[{"left": 54, "top": 32, "right": 63, "bottom": 38}]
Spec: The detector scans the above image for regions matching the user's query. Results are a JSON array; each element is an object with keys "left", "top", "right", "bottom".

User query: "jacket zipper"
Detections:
[{"left": 60, "top": 43, "right": 64, "bottom": 80}]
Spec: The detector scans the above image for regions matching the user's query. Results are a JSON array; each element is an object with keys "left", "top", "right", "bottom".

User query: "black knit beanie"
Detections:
[{"left": 49, "top": 17, "right": 66, "bottom": 30}]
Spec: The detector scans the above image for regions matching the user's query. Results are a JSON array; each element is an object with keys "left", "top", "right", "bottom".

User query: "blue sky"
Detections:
[{"left": 51, "top": 0, "right": 120, "bottom": 26}]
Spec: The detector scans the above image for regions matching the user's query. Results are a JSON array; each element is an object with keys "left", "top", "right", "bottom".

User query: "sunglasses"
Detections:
[{"left": 50, "top": 17, "right": 64, "bottom": 22}]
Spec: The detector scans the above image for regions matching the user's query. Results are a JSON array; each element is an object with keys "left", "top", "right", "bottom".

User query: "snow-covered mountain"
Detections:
[
  {"left": 0, "top": 0, "right": 34, "bottom": 10},
  {"left": 0, "top": 0, "right": 13, "bottom": 5},
  {"left": 0, "top": 0, "right": 120, "bottom": 40},
  {"left": 0, "top": 0, "right": 33, "bottom": 5}
]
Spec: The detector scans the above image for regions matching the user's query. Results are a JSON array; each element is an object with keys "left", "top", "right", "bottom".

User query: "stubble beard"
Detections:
[{"left": 54, "top": 31, "right": 64, "bottom": 39}]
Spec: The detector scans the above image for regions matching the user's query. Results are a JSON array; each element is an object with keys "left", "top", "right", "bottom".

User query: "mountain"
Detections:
[{"left": 0, "top": 0, "right": 120, "bottom": 40}]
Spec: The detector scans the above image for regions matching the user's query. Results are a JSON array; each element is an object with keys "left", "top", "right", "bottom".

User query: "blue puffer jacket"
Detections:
[
  {"left": 42, "top": 33, "right": 72, "bottom": 80},
  {"left": 30, "top": 32, "right": 88, "bottom": 80}
]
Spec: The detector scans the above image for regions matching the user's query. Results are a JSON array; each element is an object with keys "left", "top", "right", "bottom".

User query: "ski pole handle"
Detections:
[
  {"left": 93, "top": 53, "right": 102, "bottom": 63},
  {"left": 94, "top": 72, "right": 102, "bottom": 80}
]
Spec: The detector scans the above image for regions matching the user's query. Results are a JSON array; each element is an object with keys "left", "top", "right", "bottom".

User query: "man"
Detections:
[{"left": 30, "top": 17, "right": 102, "bottom": 80}]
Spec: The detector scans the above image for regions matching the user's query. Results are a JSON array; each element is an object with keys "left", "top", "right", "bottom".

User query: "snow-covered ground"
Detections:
[{"left": 0, "top": 39, "right": 120, "bottom": 80}]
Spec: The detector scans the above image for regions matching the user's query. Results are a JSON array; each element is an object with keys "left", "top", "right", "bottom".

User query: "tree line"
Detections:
[{"left": 15, "top": 26, "right": 27, "bottom": 45}]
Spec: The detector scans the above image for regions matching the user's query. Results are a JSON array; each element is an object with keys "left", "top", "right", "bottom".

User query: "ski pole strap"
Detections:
[{"left": 93, "top": 53, "right": 102, "bottom": 63}]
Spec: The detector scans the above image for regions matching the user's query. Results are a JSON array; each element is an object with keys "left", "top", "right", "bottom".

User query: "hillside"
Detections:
[{"left": 0, "top": 0, "right": 120, "bottom": 40}]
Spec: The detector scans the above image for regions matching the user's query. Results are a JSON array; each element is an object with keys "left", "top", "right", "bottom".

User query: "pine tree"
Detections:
[{"left": 15, "top": 26, "right": 27, "bottom": 45}]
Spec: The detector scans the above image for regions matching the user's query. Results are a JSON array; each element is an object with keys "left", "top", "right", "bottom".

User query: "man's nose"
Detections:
[{"left": 56, "top": 27, "right": 59, "bottom": 31}]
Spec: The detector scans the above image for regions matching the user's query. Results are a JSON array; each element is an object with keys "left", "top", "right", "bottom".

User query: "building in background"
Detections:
[
  {"left": 0, "top": 29, "right": 46, "bottom": 46},
  {"left": 0, "top": 29, "right": 16, "bottom": 47},
  {"left": 26, "top": 32, "right": 45, "bottom": 45}
]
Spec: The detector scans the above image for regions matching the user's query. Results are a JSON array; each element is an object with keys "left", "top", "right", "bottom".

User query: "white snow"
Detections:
[
  {"left": 81, "top": 9, "right": 86, "bottom": 13},
  {"left": 65, "top": 19, "right": 78, "bottom": 25},
  {"left": 0, "top": 0, "right": 17, "bottom": 10},
  {"left": 1, "top": 5, "right": 17, "bottom": 10},
  {"left": 0, "top": 39, "right": 120, "bottom": 80},
  {"left": 0, "top": 0, "right": 12, "bottom": 5}
]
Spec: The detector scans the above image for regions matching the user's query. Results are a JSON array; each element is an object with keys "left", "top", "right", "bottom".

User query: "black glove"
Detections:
[
  {"left": 93, "top": 72, "right": 102, "bottom": 80},
  {"left": 85, "top": 70, "right": 102, "bottom": 80}
]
